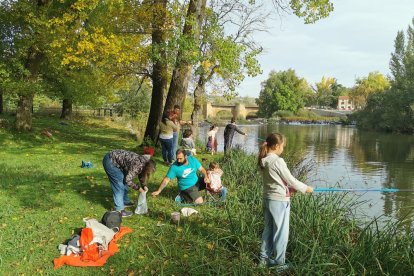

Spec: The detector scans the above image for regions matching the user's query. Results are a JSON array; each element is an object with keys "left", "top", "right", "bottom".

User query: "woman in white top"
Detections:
[{"left": 159, "top": 112, "right": 178, "bottom": 165}]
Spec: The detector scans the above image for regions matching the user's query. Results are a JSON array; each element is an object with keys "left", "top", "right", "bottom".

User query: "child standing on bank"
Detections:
[
  {"left": 180, "top": 129, "right": 197, "bottom": 156},
  {"left": 206, "top": 125, "right": 218, "bottom": 155},
  {"left": 257, "top": 133, "right": 313, "bottom": 269},
  {"left": 206, "top": 162, "right": 227, "bottom": 200}
]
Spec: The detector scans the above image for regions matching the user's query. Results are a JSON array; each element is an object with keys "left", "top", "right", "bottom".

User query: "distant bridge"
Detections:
[{"left": 203, "top": 103, "right": 259, "bottom": 120}]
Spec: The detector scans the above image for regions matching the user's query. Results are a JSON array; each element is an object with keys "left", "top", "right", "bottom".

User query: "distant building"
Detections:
[{"left": 337, "top": 96, "right": 354, "bottom": 110}]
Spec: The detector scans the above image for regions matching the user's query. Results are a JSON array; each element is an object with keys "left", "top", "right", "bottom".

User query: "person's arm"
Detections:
[
  {"left": 277, "top": 159, "right": 312, "bottom": 194},
  {"left": 199, "top": 166, "right": 210, "bottom": 183},
  {"left": 125, "top": 170, "right": 141, "bottom": 191},
  {"left": 234, "top": 125, "right": 246, "bottom": 135},
  {"left": 167, "top": 120, "right": 178, "bottom": 131},
  {"left": 152, "top": 177, "right": 170, "bottom": 196}
]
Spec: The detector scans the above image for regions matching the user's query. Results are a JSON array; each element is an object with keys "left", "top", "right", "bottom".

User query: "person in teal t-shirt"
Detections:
[{"left": 152, "top": 149, "right": 210, "bottom": 204}]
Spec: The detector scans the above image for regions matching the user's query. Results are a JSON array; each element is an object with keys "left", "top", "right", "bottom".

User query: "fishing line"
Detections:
[{"left": 314, "top": 187, "right": 414, "bottom": 193}]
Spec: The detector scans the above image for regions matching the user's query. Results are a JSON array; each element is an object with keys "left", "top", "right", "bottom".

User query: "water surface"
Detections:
[{"left": 199, "top": 124, "right": 414, "bottom": 226}]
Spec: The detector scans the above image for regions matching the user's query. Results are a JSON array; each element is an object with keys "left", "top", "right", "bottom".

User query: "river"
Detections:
[{"left": 199, "top": 123, "right": 414, "bottom": 226}]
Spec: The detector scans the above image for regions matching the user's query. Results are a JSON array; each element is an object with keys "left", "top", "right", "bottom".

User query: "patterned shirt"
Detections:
[{"left": 109, "top": 150, "right": 151, "bottom": 190}]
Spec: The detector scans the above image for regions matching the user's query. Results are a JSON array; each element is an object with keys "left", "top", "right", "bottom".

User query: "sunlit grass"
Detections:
[{"left": 0, "top": 114, "right": 412, "bottom": 275}]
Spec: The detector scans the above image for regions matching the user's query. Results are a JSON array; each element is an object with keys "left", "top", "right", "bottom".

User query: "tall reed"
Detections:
[{"left": 213, "top": 149, "right": 414, "bottom": 275}]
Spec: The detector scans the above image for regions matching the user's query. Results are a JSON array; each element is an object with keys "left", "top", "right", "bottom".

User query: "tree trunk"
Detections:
[
  {"left": 16, "top": 94, "right": 34, "bottom": 131},
  {"left": 163, "top": 0, "right": 205, "bottom": 113},
  {"left": 16, "top": 47, "right": 43, "bottom": 130},
  {"left": 144, "top": 0, "right": 168, "bottom": 141},
  {"left": 191, "top": 65, "right": 216, "bottom": 139},
  {"left": 60, "top": 98, "right": 73, "bottom": 119},
  {"left": 15, "top": 0, "right": 46, "bottom": 130},
  {"left": 0, "top": 89, "right": 3, "bottom": 114}
]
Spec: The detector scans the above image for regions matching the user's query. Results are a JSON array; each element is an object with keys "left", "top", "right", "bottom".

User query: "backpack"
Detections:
[{"left": 101, "top": 211, "right": 122, "bottom": 232}]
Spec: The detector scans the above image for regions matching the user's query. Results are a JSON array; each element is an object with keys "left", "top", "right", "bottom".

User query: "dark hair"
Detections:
[
  {"left": 209, "top": 125, "right": 216, "bottom": 131},
  {"left": 176, "top": 148, "right": 187, "bottom": 157},
  {"left": 257, "top": 133, "right": 285, "bottom": 169},
  {"left": 183, "top": 129, "right": 192, "bottom": 138},
  {"left": 174, "top": 104, "right": 181, "bottom": 110},
  {"left": 231, "top": 118, "right": 236, "bottom": 123},
  {"left": 139, "top": 159, "right": 156, "bottom": 187},
  {"left": 209, "top": 161, "right": 219, "bottom": 170}
]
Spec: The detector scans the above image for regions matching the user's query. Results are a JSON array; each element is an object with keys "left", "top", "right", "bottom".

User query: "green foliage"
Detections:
[
  {"left": 354, "top": 18, "right": 414, "bottom": 133},
  {"left": 113, "top": 81, "right": 151, "bottom": 118},
  {"left": 350, "top": 71, "right": 390, "bottom": 109},
  {"left": 256, "top": 69, "right": 311, "bottom": 117},
  {"left": 290, "top": 0, "right": 334, "bottom": 24},
  {"left": 311, "top": 76, "right": 349, "bottom": 108}
]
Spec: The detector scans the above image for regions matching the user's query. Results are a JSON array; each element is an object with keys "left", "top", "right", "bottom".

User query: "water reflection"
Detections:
[{"left": 198, "top": 124, "right": 414, "bottom": 226}]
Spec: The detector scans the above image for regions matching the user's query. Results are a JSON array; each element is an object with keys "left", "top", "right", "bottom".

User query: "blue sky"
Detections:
[{"left": 237, "top": 0, "right": 414, "bottom": 97}]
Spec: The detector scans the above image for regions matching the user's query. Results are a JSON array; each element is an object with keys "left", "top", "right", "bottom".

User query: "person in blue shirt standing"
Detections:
[{"left": 152, "top": 149, "right": 210, "bottom": 204}]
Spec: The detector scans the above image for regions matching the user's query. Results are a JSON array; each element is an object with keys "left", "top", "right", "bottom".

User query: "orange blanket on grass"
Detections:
[{"left": 54, "top": 226, "right": 133, "bottom": 269}]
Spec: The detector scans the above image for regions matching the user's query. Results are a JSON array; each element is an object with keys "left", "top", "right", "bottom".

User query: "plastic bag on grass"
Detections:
[{"left": 135, "top": 191, "right": 148, "bottom": 214}]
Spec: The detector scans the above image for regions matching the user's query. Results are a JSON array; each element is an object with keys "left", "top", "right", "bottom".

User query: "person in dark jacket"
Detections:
[
  {"left": 103, "top": 150, "right": 156, "bottom": 217},
  {"left": 223, "top": 118, "right": 246, "bottom": 154}
]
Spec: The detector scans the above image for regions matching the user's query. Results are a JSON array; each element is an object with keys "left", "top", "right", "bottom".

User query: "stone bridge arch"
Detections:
[{"left": 203, "top": 103, "right": 259, "bottom": 120}]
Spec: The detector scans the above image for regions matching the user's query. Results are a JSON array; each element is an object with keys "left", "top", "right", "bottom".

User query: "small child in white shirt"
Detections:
[{"left": 206, "top": 162, "right": 227, "bottom": 200}]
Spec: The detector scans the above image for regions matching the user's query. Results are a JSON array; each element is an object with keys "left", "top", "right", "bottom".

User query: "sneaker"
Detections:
[
  {"left": 120, "top": 210, "right": 133, "bottom": 218},
  {"left": 124, "top": 202, "right": 134, "bottom": 207},
  {"left": 271, "top": 263, "right": 293, "bottom": 272},
  {"left": 258, "top": 257, "right": 278, "bottom": 268}
]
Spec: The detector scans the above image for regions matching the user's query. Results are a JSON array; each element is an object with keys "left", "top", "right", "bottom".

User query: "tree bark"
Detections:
[
  {"left": 15, "top": 0, "right": 46, "bottom": 130},
  {"left": 144, "top": 0, "right": 168, "bottom": 141},
  {"left": 163, "top": 0, "right": 205, "bottom": 114},
  {"left": 16, "top": 94, "right": 34, "bottom": 131},
  {"left": 191, "top": 65, "right": 216, "bottom": 139},
  {"left": 16, "top": 48, "right": 43, "bottom": 130},
  {"left": 60, "top": 98, "right": 73, "bottom": 119}
]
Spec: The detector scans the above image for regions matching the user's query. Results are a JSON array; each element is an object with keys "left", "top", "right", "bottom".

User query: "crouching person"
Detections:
[
  {"left": 152, "top": 149, "right": 210, "bottom": 204},
  {"left": 103, "top": 150, "right": 156, "bottom": 217}
]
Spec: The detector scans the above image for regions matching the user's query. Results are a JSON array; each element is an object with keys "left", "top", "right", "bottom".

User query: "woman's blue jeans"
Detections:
[
  {"left": 260, "top": 199, "right": 290, "bottom": 265},
  {"left": 159, "top": 137, "right": 174, "bottom": 163},
  {"left": 102, "top": 153, "right": 132, "bottom": 211}
]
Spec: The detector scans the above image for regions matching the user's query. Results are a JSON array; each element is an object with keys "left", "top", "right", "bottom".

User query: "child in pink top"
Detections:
[{"left": 206, "top": 162, "right": 227, "bottom": 200}]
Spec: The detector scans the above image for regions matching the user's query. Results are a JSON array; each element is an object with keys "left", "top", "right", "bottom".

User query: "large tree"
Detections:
[
  {"left": 256, "top": 69, "right": 311, "bottom": 117},
  {"left": 354, "top": 18, "right": 414, "bottom": 133},
  {"left": 349, "top": 71, "right": 390, "bottom": 109}
]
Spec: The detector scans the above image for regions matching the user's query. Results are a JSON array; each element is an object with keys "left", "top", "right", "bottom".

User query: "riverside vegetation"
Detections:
[{"left": 0, "top": 114, "right": 412, "bottom": 275}]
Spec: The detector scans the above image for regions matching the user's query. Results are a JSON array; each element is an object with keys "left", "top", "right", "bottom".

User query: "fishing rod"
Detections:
[{"left": 314, "top": 187, "right": 414, "bottom": 193}]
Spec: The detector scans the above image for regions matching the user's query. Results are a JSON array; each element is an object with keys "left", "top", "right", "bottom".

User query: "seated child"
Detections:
[
  {"left": 180, "top": 129, "right": 197, "bottom": 156},
  {"left": 206, "top": 162, "right": 227, "bottom": 200}
]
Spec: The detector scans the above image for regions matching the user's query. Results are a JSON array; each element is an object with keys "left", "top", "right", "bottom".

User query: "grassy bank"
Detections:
[{"left": 0, "top": 114, "right": 412, "bottom": 275}]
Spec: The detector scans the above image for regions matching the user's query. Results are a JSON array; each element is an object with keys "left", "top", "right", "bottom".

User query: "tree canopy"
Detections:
[{"left": 256, "top": 69, "right": 311, "bottom": 117}]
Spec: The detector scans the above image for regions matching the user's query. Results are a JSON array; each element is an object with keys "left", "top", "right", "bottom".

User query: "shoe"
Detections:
[
  {"left": 271, "top": 263, "right": 293, "bottom": 272},
  {"left": 258, "top": 257, "right": 278, "bottom": 268},
  {"left": 124, "top": 202, "right": 134, "bottom": 207},
  {"left": 120, "top": 210, "right": 133, "bottom": 217}
]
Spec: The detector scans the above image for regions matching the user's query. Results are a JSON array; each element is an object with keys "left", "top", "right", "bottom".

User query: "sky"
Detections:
[{"left": 237, "top": 0, "right": 414, "bottom": 97}]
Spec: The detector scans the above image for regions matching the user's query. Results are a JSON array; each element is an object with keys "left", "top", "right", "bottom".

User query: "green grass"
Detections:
[{"left": 0, "top": 114, "right": 412, "bottom": 275}]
